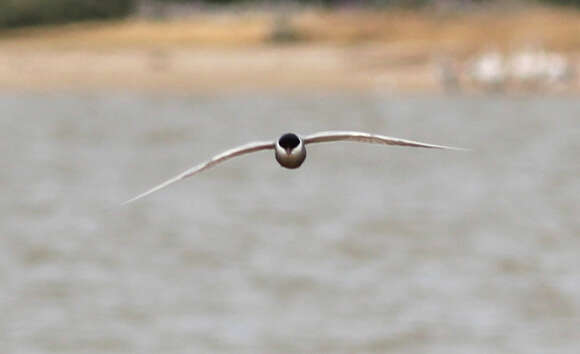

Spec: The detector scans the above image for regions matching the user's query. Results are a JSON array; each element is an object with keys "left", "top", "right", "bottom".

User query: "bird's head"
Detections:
[{"left": 275, "top": 133, "right": 306, "bottom": 169}]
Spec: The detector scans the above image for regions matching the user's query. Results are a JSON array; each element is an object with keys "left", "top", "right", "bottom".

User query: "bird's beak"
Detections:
[{"left": 285, "top": 148, "right": 292, "bottom": 155}]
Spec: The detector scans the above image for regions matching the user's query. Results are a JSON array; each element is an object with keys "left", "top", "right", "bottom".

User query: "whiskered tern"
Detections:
[{"left": 122, "top": 131, "right": 466, "bottom": 205}]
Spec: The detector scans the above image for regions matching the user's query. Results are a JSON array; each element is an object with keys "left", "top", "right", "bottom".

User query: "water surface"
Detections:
[{"left": 1, "top": 93, "right": 579, "bottom": 353}]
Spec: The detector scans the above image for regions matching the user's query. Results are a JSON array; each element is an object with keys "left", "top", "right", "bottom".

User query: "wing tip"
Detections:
[
  {"left": 119, "top": 195, "right": 143, "bottom": 207},
  {"left": 436, "top": 145, "right": 471, "bottom": 152}
]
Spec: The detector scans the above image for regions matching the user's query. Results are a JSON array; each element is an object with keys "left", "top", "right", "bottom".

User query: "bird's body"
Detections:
[{"left": 122, "top": 131, "right": 466, "bottom": 205}]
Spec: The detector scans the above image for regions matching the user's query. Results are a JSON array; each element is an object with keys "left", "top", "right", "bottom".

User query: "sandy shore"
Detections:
[
  {"left": 1, "top": 7, "right": 579, "bottom": 94},
  {"left": 0, "top": 45, "right": 444, "bottom": 93}
]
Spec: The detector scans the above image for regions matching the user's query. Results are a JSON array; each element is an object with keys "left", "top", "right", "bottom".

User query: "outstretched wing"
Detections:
[
  {"left": 303, "top": 131, "right": 467, "bottom": 150},
  {"left": 121, "top": 140, "right": 275, "bottom": 205}
]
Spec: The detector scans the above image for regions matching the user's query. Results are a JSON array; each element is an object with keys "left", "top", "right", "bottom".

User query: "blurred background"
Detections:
[{"left": 1, "top": 0, "right": 579, "bottom": 353}]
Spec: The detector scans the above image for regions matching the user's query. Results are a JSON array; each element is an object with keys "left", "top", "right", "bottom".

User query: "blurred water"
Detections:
[{"left": 1, "top": 92, "right": 579, "bottom": 354}]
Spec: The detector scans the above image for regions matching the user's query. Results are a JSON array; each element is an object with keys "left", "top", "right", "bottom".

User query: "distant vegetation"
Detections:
[
  {"left": 0, "top": 0, "right": 579, "bottom": 29},
  {"left": 0, "top": 0, "right": 133, "bottom": 28},
  {"left": 145, "top": 0, "right": 580, "bottom": 6}
]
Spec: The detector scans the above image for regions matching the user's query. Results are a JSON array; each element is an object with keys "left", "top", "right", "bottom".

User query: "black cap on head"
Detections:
[{"left": 278, "top": 133, "right": 300, "bottom": 150}]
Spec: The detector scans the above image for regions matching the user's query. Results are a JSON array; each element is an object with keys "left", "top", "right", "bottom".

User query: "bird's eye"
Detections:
[{"left": 278, "top": 133, "right": 300, "bottom": 149}]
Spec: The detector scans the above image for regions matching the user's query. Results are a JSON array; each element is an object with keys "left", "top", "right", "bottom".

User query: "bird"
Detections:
[{"left": 121, "top": 131, "right": 466, "bottom": 205}]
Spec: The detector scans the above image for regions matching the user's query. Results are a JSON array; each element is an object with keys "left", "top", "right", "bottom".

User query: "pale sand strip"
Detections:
[{"left": 0, "top": 45, "right": 440, "bottom": 93}]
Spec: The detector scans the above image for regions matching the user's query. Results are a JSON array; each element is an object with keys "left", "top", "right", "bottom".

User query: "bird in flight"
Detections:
[{"left": 122, "top": 131, "right": 466, "bottom": 205}]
